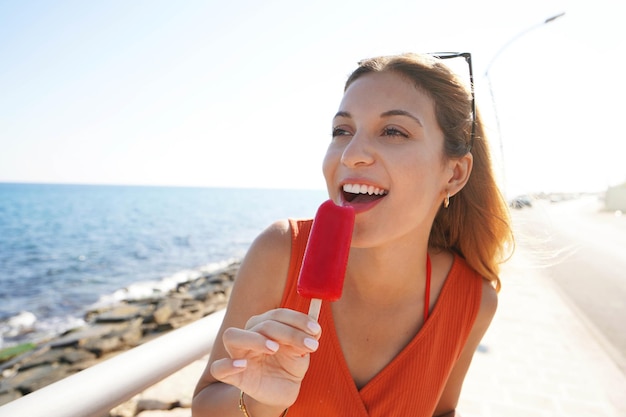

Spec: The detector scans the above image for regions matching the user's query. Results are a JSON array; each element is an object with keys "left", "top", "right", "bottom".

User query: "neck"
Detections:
[{"left": 343, "top": 243, "right": 429, "bottom": 308}]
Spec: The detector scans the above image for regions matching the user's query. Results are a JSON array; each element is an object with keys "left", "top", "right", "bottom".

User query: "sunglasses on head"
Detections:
[{"left": 429, "top": 52, "right": 476, "bottom": 153}]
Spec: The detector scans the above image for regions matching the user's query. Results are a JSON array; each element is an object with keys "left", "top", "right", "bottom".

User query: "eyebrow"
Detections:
[
  {"left": 333, "top": 110, "right": 423, "bottom": 126},
  {"left": 381, "top": 109, "right": 423, "bottom": 126},
  {"left": 334, "top": 111, "right": 351, "bottom": 119}
]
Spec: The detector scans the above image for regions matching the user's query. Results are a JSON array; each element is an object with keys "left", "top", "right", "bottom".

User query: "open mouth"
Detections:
[{"left": 342, "top": 183, "right": 388, "bottom": 204}]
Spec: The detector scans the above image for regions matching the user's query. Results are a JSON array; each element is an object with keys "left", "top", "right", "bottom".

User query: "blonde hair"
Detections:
[{"left": 345, "top": 53, "right": 514, "bottom": 290}]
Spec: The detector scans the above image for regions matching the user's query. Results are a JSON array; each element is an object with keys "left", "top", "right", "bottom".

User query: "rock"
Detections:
[
  {"left": 62, "top": 348, "right": 97, "bottom": 364},
  {"left": 0, "top": 388, "right": 22, "bottom": 405},
  {"left": 95, "top": 305, "right": 145, "bottom": 322},
  {"left": 78, "top": 318, "right": 144, "bottom": 355},
  {"left": 135, "top": 408, "right": 191, "bottom": 417},
  {"left": 152, "top": 299, "right": 183, "bottom": 325},
  {"left": 108, "top": 397, "right": 138, "bottom": 417},
  {"left": 67, "top": 356, "right": 102, "bottom": 373},
  {"left": 179, "top": 299, "right": 203, "bottom": 315},
  {"left": 17, "top": 347, "right": 68, "bottom": 371},
  {"left": 136, "top": 398, "right": 172, "bottom": 412},
  {"left": 168, "top": 311, "right": 203, "bottom": 329},
  {"left": 0, "top": 261, "right": 240, "bottom": 409},
  {"left": 50, "top": 325, "right": 110, "bottom": 348},
  {"left": 81, "top": 335, "right": 124, "bottom": 356},
  {"left": 117, "top": 318, "right": 144, "bottom": 347},
  {"left": 10, "top": 363, "right": 71, "bottom": 393}
]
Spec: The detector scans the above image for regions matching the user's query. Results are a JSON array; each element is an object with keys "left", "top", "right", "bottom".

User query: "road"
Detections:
[{"left": 511, "top": 195, "right": 626, "bottom": 373}]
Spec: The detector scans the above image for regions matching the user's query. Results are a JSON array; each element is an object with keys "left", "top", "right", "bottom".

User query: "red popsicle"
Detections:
[{"left": 297, "top": 199, "right": 355, "bottom": 320}]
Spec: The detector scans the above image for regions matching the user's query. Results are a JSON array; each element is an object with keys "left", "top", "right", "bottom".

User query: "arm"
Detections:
[
  {"left": 192, "top": 220, "right": 322, "bottom": 417},
  {"left": 433, "top": 279, "right": 498, "bottom": 417}
]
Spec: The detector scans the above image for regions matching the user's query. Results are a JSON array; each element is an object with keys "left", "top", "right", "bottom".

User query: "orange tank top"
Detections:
[{"left": 280, "top": 219, "right": 483, "bottom": 417}]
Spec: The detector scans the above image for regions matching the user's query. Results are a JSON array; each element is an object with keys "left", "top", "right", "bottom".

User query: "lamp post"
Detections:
[{"left": 484, "top": 12, "right": 565, "bottom": 195}]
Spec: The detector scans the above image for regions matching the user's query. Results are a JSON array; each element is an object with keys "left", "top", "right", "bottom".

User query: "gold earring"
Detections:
[{"left": 444, "top": 192, "right": 450, "bottom": 209}]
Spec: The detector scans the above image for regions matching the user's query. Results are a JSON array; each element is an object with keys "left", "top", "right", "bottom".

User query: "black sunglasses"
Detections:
[{"left": 429, "top": 52, "right": 476, "bottom": 153}]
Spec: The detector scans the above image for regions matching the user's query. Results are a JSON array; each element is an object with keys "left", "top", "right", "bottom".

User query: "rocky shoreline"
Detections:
[{"left": 0, "top": 261, "right": 239, "bottom": 414}]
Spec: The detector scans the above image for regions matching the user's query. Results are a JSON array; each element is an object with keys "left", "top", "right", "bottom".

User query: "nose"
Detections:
[{"left": 340, "top": 132, "right": 375, "bottom": 168}]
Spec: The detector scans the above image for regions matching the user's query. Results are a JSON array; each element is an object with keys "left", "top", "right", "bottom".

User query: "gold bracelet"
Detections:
[{"left": 239, "top": 391, "right": 288, "bottom": 417}]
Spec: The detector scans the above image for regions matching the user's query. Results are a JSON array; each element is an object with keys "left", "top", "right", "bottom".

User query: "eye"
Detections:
[
  {"left": 382, "top": 126, "right": 409, "bottom": 138},
  {"left": 332, "top": 127, "right": 352, "bottom": 138}
]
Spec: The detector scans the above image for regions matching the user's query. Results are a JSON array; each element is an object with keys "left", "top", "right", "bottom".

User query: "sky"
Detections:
[{"left": 1, "top": 0, "right": 624, "bottom": 196}]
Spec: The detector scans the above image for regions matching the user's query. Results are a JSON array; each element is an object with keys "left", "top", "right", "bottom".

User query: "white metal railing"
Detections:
[{"left": 0, "top": 309, "right": 225, "bottom": 417}]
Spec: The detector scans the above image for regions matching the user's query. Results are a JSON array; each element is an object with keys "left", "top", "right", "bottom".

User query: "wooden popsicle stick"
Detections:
[{"left": 307, "top": 298, "right": 322, "bottom": 321}]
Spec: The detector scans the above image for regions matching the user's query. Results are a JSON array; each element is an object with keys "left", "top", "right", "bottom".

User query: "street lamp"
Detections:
[{"left": 484, "top": 12, "right": 565, "bottom": 194}]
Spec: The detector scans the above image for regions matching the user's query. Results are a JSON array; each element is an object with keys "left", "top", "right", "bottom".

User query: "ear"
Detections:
[{"left": 445, "top": 152, "right": 473, "bottom": 197}]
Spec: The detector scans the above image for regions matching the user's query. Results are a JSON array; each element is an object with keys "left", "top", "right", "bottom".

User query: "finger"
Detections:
[
  {"left": 222, "top": 327, "right": 281, "bottom": 358},
  {"left": 246, "top": 319, "right": 320, "bottom": 355},
  {"left": 223, "top": 325, "right": 316, "bottom": 360},
  {"left": 210, "top": 357, "right": 247, "bottom": 385},
  {"left": 247, "top": 309, "right": 322, "bottom": 338}
]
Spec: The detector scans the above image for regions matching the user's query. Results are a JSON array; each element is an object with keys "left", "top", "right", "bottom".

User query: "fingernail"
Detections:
[
  {"left": 307, "top": 321, "right": 321, "bottom": 334},
  {"left": 304, "top": 337, "right": 319, "bottom": 351},
  {"left": 233, "top": 359, "right": 247, "bottom": 368},
  {"left": 266, "top": 340, "right": 280, "bottom": 352}
]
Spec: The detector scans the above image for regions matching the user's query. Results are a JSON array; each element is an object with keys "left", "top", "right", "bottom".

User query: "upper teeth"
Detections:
[{"left": 343, "top": 183, "right": 387, "bottom": 196}]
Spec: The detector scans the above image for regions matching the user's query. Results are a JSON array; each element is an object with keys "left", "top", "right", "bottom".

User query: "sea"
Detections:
[{"left": 0, "top": 182, "right": 327, "bottom": 348}]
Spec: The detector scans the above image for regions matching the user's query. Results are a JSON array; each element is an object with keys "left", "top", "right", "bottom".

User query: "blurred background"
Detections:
[{"left": 1, "top": 0, "right": 624, "bottom": 195}]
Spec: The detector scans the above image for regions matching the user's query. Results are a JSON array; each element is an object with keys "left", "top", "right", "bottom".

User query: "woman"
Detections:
[{"left": 192, "top": 52, "right": 513, "bottom": 417}]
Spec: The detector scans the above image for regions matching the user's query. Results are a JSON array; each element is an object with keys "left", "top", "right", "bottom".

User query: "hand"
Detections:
[{"left": 210, "top": 308, "right": 322, "bottom": 409}]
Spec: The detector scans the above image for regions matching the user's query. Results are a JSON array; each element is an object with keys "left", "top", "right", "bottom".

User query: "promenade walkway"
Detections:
[
  {"left": 458, "top": 247, "right": 626, "bottom": 417},
  {"left": 124, "top": 247, "right": 626, "bottom": 417}
]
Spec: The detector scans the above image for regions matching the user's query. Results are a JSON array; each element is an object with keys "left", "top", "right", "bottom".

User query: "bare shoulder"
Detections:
[
  {"left": 465, "top": 278, "right": 497, "bottom": 345},
  {"left": 246, "top": 219, "right": 292, "bottom": 262},
  {"left": 476, "top": 278, "right": 498, "bottom": 328}
]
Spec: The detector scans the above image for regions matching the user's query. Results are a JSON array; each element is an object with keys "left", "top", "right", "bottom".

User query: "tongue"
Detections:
[{"left": 351, "top": 193, "right": 384, "bottom": 204}]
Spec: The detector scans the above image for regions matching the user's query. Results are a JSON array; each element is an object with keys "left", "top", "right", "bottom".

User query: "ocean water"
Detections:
[{"left": 0, "top": 183, "right": 327, "bottom": 348}]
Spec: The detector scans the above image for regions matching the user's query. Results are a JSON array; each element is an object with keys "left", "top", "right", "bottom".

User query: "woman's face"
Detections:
[{"left": 323, "top": 71, "right": 455, "bottom": 248}]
